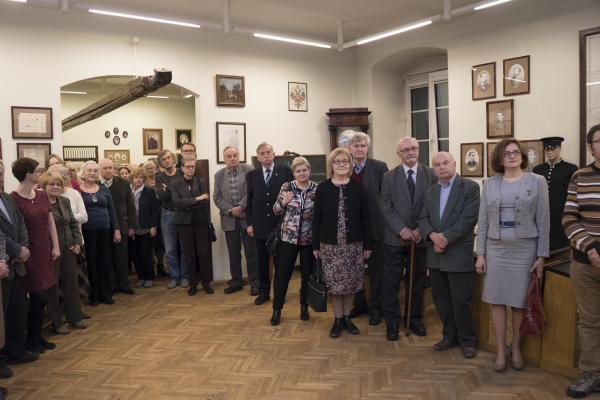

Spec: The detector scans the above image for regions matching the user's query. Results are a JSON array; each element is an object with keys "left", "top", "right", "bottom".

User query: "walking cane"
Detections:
[{"left": 405, "top": 241, "right": 416, "bottom": 337}]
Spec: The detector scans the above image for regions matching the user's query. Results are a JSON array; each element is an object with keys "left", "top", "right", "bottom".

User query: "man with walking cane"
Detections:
[{"left": 380, "top": 137, "right": 435, "bottom": 340}]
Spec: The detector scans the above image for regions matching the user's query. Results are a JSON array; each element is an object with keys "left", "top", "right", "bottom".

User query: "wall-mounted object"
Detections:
[
  {"left": 104, "top": 131, "right": 110, "bottom": 138},
  {"left": 143, "top": 128, "right": 163, "bottom": 155},
  {"left": 460, "top": 142, "right": 484, "bottom": 177},
  {"left": 113, "top": 136, "right": 120, "bottom": 146},
  {"left": 113, "top": 127, "right": 119, "bottom": 135},
  {"left": 503, "top": 55, "right": 530, "bottom": 96},
  {"left": 520, "top": 139, "right": 545, "bottom": 172},
  {"left": 580, "top": 26, "right": 600, "bottom": 166},
  {"left": 486, "top": 99, "right": 514, "bottom": 139},
  {"left": 17, "top": 143, "right": 51, "bottom": 167},
  {"left": 216, "top": 75, "right": 245, "bottom": 107},
  {"left": 486, "top": 141, "right": 499, "bottom": 177},
  {"left": 216, "top": 122, "right": 246, "bottom": 163},
  {"left": 288, "top": 82, "right": 307, "bottom": 111},
  {"left": 11, "top": 106, "right": 53, "bottom": 139},
  {"left": 176, "top": 129, "right": 192, "bottom": 149},
  {"left": 122, "top": 131, "right": 128, "bottom": 139},
  {"left": 326, "top": 108, "right": 371, "bottom": 151},
  {"left": 104, "top": 149, "right": 131, "bottom": 165},
  {"left": 472, "top": 62, "right": 496, "bottom": 101},
  {"left": 63, "top": 146, "right": 99, "bottom": 162}
]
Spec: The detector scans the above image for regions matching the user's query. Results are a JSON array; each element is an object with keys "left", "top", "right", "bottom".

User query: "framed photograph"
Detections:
[
  {"left": 460, "top": 142, "right": 484, "bottom": 177},
  {"left": 520, "top": 139, "right": 545, "bottom": 172},
  {"left": 113, "top": 136, "right": 120, "bottom": 146},
  {"left": 104, "top": 149, "right": 131, "bottom": 165},
  {"left": 472, "top": 62, "right": 496, "bottom": 101},
  {"left": 216, "top": 122, "right": 246, "bottom": 163},
  {"left": 486, "top": 99, "right": 514, "bottom": 139},
  {"left": 63, "top": 146, "right": 98, "bottom": 162},
  {"left": 216, "top": 75, "right": 245, "bottom": 107},
  {"left": 580, "top": 27, "right": 600, "bottom": 166},
  {"left": 486, "top": 141, "right": 499, "bottom": 177},
  {"left": 288, "top": 82, "right": 307, "bottom": 111},
  {"left": 104, "top": 131, "right": 110, "bottom": 138},
  {"left": 503, "top": 55, "right": 530, "bottom": 96},
  {"left": 176, "top": 129, "right": 192, "bottom": 149},
  {"left": 11, "top": 106, "right": 53, "bottom": 139},
  {"left": 143, "top": 128, "right": 163, "bottom": 155},
  {"left": 16, "top": 143, "right": 51, "bottom": 167}
]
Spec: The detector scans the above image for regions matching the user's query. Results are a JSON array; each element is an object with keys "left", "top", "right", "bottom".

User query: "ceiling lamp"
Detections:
[
  {"left": 88, "top": 9, "right": 200, "bottom": 29},
  {"left": 355, "top": 20, "right": 433, "bottom": 46},
  {"left": 474, "top": 0, "right": 512, "bottom": 11},
  {"left": 253, "top": 33, "right": 332, "bottom": 49}
]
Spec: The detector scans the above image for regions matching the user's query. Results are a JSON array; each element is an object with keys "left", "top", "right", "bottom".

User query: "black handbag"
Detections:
[
  {"left": 208, "top": 222, "right": 217, "bottom": 243},
  {"left": 307, "top": 258, "right": 328, "bottom": 312},
  {"left": 265, "top": 216, "right": 283, "bottom": 255}
]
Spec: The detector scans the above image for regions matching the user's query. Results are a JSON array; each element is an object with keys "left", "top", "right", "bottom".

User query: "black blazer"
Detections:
[
  {"left": 246, "top": 165, "right": 293, "bottom": 239},
  {"left": 169, "top": 176, "right": 209, "bottom": 225},
  {"left": 109, "top": 176, "right": 137, "bottom": 232},
  {"left": 135, "top": 186, "right": 160, "bottom": 230},
  {"left": 312, "top": 179, "right": 372, "bottom": 251},
  {"left": 0, "top": 192, "right": 28, "bottom": 278},
  {"left": 358, "top": 158, "right": 389, "bottom": 241}
]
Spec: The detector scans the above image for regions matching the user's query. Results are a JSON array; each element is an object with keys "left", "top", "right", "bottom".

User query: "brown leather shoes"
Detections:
[
  {"left": 462, "top": 347, "right": 477, "bottom": 359},
  {"left": 433, "top": 338, "right": 457, "bottom": 351}
]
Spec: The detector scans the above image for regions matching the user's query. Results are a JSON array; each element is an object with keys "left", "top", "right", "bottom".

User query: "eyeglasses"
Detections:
[
  {"left": 182, "top": 165, "right": 195, "bottom": 169},
  {"left": 398, "top": 146, "right": 419, "bottom": 154},
  {"left": 48, "top": 182, "right": 63, "bottom": 187},
  {"left": 333, "top": 159, "right": 350, "bottom": 165},
  {"left": 503, "top": 150, "right": 521, "bottom": 158}
]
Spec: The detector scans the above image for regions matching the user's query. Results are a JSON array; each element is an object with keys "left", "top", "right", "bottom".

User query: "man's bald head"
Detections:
[
  {"left": 396, "top": 137, "right": 420, "bottom": 167},
  {"left": 431, "top": 152, "right": 456, "bottom": 183}
]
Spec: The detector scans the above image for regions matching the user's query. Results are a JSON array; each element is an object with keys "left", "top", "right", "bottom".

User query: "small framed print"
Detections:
[
  {"left": 487, "top": 142, "right": 499, "bottom": 177},
  {"left": 17, "top": 143, "right": 51, "bottom": 167},
  {"left": 11, "top": 106, "right": 53, "bottom": 139},
  {"left": 472, "top": 62, "right": 496, "bottom": 101},
  {"left": 104, "top": 131, "right": 110, "bottom": 138},
  {"left": 176, "top": 129, "right": 192, "bottom": 149},
  {"left": 520, "top": 139, "right": 545, "bottom": 172},
  {"left": 113, "top": 136, "right": 120, "bottom": 146},
  {"left": 503, "top": 55, "right": 530, "bottom": 96},
  {"left": 461, "top": 142, "right": 484, "bottom": 177},
  {"left": 216, "top": 122, "right": 246, "bottom": 163},
  {"left": 104, "top": 149, "right": 131, "bottom": 165},
  {"left": 486, "top": 99, "right": 514, "bottom": 139},
  {"left": 143, "top": 128, "right": 163, "bottom": 155},
  {"left": 122, "top": 131, "right": 128, "bottom": 139},
  {"left": 216, "top": 75, "right": 245, "bottom": 107},
  {"left": 288, "top": 82, "right": 307, "bottom": 111}
]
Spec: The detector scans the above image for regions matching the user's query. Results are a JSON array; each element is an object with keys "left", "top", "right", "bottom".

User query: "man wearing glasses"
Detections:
[{"left": 380, "top": 137, "right": 435, "bottom": 340}]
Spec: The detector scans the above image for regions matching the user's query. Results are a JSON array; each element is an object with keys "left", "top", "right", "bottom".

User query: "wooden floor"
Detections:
[{"left": 3, "top": 274, "right": 587, "bottom": 400}]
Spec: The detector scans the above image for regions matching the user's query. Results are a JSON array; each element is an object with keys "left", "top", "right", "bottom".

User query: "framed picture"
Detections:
[
  {"left": 11, "top": 106, "right": 53, "bottom": 139},
  {"left": 176, "top": 129, "right": 192, "bottom": 149},
  {"left": 520, "top": 139, "right": 545, "bottom": 172},
  {"left": 216, "top": 75, "right": 245, "bottom": 107},
  {"left": 580, "top": 27, "right": 600, "bottom": 166},
  {"left": 104, "top": 149, "right": 131, "bottom": 165},
  {"left": 63, "top": 146, "right": 98, "bottom": 162},
  {"left": 486, "top": 141, "right": 499, "bottom": 177},
  {"left": 16, "top": 143, "right": 51, "bottom": 167},
  {"left": 503, "top": 55, "right": 530, "bottom": 96},
  {"left": 460, "top": 142, "right": 484, "bottom": 177},
  {"left": 486, "top": 99, "right": 514, "bottom": 139},
  {"left": 288, "top": 82, "right": 308, "bottom": 111},
  {"left": 472, "top": 62, "right": 496, "bottom": 101},
  {"left": 0, "top": 138, "right": 2, "bottom": 160},
  {"left": 143, "top": 128, "right": 163, "bottom": 155},
  {"left": 216, "top": 122, "right": 246, "bottom": 163}
]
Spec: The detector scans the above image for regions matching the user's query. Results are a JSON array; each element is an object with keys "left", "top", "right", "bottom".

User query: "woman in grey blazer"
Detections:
[{"left": 475, "top": 139, "right": 549, "bottom": 372}]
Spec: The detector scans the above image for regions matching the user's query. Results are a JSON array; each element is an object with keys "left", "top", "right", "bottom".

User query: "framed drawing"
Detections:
[
  {"left": 176, "top": 129, "right": 192, "bottom": 149},
  {"left": 486, "top": 141, "right": 499, "bottom": 177},
  {"left": 520, "top": 139, "right": 545, "bottom": 172},
  {"left": 216, "top": 122, "right": 246, "bottom": 163},
  {"left": 580, "top": 26, "right": 600, "bottom": 166},
  {"left": 288, "top": 82, "right": 307, "bottom": 111},
  {"left": 503, "top": 55, "right": 530, "bottom": 96},
  {"left": 63, "top": 146, "right": 98, "bottom": 162},
  {"left": 472, "top": 62, "right": 496, "bottom": 101},
  {"left": 486, "top": 99, "right": 514, "bottom": 139},
  {"left": 460, "top": 142, "right": 484, "bottom": 177},
  {"left": 11, "top": 106, "right": 53, "bottom": 139},
  {"left": 216, "top": 75, "right": 245, "bottom": 107},
  {"left": 17, "top": 143, "right": 51, "bottom": 167},
  {"left": 104, "top": 149, "right": 131, "bottom": 165},
  {"left": 143, "top": 128, "right": 163, "bottom": 155}
]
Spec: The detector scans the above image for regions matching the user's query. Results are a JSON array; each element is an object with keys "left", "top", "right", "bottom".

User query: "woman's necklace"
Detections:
[{"left": 90, "top": 192, "right": 98, "bottom": 203}]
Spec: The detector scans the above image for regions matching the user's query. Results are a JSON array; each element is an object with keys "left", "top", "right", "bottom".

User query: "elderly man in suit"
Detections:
[
  {"left": 99, "top": 158, "right": 137, "bottom": 295},
  {"left": 347, "top": 131, "right": 389, "bottom": 326},
  {"left": 246, "top": 142, "right": 293, "bottom": 305},
  {"left": 380, "top": 136, "right": 435, "bottom": 340},
  {"left": 214, "top": 146, "right": 258, "bottom": 295},
  {"left": 418, "top": 152, "right": 480, "bottom": 358}
]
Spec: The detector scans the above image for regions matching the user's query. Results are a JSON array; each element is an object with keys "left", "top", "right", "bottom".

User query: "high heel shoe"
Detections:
[
  {"left": 494, "top": 345, "right": 509, "bottom": 372},
  {"left": 510, "top": 343, "right": 525, "bottom": 370}
]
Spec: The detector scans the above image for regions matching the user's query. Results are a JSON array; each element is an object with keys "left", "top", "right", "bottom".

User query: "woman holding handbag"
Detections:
[{"left": 270, "top": 157, "right": 317, "bottom": 325}]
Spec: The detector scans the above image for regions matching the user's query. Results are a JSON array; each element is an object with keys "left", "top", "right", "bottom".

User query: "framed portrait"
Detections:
[
  {"left": 486, "top": 99, "right": 514, "bottom": 139},
  {"left": 288, "top": 82, "right": 307, "bottom": 111},
  {"left": 486, "top": 141, "right": 499, "bottom": 177},
  {"left": 17, "top": 143, "right": 51, "bottom": 167},
  {"left": 104, "top": 149, "right": 131, "bottom": 165},
  {"left": 11, "top": 106, "right": 53, "bottom": 139},
  {"left": 472, "top": 62, "right": 496, "bottom": 101},
  {"left": 520, "top": 139, "right": 545, "bottom": 172},
  {"left": 460, "top": 142, "right": 484, "bottom": 177},
  {"left": 216, "top": 122, "right": 246, "bottom": 163},
  {"left": 143, "top": 128, "right": 163, "bottom": 155},
  {"left": 176, "top": 129, "right": 192, "bottom": 149},
  {"left": 216, "top": 75, "right": 245, "bottom": 107},
  {"left": 580, "top": 27, "right": 600, "bottom": 166},
  {"left": 503, "top": 55, "right": 530, "bottom": 96}
]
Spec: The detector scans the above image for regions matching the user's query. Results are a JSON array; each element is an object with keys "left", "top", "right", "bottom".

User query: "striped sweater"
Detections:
[{"left": 562, "top": 164, "right": 600, "bottom": 263}]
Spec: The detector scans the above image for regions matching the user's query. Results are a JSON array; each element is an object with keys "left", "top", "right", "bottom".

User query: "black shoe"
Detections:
[
  {"left": 0, "top": 385, "right": 7, "bottom": 398},
  {"left": 120, "top": 288, "right": 135, "bottom": 295},
  {"left": 101, "top": 298, "right": 115, "bottom": 305},
  {"left": 188, "top": 285, "right": 198, "bottom": 296},
  {"left": 329, "top": 318, "right": 344, "bottom": 338},
  {"left": 38, "top": 337, "right": 56, "bottom": 350},
  {"left": 300, "top": 305, "right": 310, "bottom": 321},
  {"left": 8, "top": 351, "right": 39, "bottom": 365},
  {"left": 342, "top": 316, "right": 360, "bottom": 335},
  {"left": 202, "top": 284, "right": 214, "bottom": 294},
  {"left": 368, "top": 312, "right": 382, "bottom": 326},
  {"left": 567, "top": 372, "right": 600, "bottom": 398},
  {"left": 224, "top": 285, "right": 242, "bottom": 294},
  {"left": 433, "top": 338, "right": 458, "bottom": 351},
  {"left": 24, "top": 339, "right": 45, "bottom": 354},
  {"left": 409, "top": 321, "right": 427, "bottom": 336},
  {"left": 81, "top": 313, "right": 92, "bottom": 319},
  {"left": 348, "top": 306, "right": 368, "bottom": 319},
  {"left": 0, "top": 364, "right": 13, "bottom": 379},
  {"left": 386, "top": 323, "right": 399, "bottom": 341},
  {"left": 270, "top": 309, "right": 281, "bottom": 326},
  {"left": 89, "top": 299, "right": 99, "bottom": 307},
  {"left": 254, "top": 293, "right": 270, "bottom": 305},
  {"left": 250, "top": 287, "right": 260, "bottom": 296}
]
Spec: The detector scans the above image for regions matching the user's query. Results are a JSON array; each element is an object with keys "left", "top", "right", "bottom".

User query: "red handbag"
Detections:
[{"left": 519, "top": 277, "right": 546, "bottom": 335}]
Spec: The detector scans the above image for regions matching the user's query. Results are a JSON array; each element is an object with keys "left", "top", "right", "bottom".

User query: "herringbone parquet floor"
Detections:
[{"left": 3, "top": 273, "right": 587, "bottom": 400}]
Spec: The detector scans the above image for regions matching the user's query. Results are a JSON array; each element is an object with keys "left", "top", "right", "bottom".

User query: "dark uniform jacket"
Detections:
[{"left": 107, "top": 176, "right": 137, "bottom": 233}]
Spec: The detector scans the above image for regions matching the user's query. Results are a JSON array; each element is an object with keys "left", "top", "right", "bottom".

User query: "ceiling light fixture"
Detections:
[
  {"left": 253, "top": 33, "right": 332, "bottom": 49},
  {"left": 474, "top": 0, "right": 512, "bottom": 11},
  {"left": 8, "top": 0, "right": 27, "bottom": 3},
  {"left": 88, "top": 9, "right": 200, "bottom": 29},
  {"left": 356, "top": 20, "right": 433, "bottom": 45},
  {"left": 146, "top": 95, "right": 170, "bottom": 99},
  {"left": 184, "top": 94, "right": 193, "bottom": 98},
  {"left": 61, "top": 90, "right": 88, "bottom": 95}
]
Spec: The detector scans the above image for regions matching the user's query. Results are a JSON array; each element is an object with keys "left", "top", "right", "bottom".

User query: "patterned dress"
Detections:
[{"left": 320, "top": 186, "right": 364, "bottom": 295}]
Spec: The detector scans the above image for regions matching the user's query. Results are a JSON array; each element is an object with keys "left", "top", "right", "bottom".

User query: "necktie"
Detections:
[
  {"left": 265, "top": 169, "right": 272, "bottom": 184},
  {"left": 407, "top": 169, "right": 415, "bottom": 203}
]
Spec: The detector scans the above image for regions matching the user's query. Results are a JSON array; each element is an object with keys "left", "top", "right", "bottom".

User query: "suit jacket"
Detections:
[
  {"left": 135, "top": 186, "right": 160, "bottom": 230},
  {"left": 418, "top": 174, "right": 480, "bottom": 272},
  {"left": 0, "top": 192, "right": 28, "bottom": 278},
  {"left": 246, "top": 164, "right": 293, "bottom": 239},
  {"left": 108, "top": 176, "right": 137, "bottom": 232},
  {"left": 380, "top": 163, "right": 436, "bottom": 247},
  {"left": 170, "top": 176, "right": 210, "bottom": 225},
  {"left": 213, "top": 163, "right": 253, "bottom": 231},
  {"left": 357, "top": 158, "right": 389, "bottom": 241}
]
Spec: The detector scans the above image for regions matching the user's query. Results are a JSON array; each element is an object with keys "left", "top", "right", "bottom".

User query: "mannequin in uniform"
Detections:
[{"left": 532, "top": 136, "right": 578, "bottom": 251}]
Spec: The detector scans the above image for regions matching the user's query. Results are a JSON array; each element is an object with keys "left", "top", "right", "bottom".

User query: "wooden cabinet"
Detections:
[{"left": 326, "top": 108, "right": 371, "bottom": 151}]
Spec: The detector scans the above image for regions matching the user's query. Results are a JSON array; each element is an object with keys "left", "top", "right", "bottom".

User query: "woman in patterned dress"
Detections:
[{"left": 313, "top": 148, "right": 372, "bottom": 338}]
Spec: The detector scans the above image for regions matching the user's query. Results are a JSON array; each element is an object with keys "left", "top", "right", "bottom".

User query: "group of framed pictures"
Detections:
[
  {"left": 461, "top": 139, "right": 544, "bottom": 178},
  {"left": 11, "top": 106, "right": 54, "bottom": 165}
]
